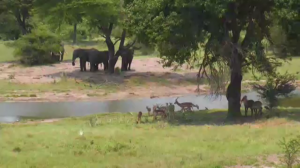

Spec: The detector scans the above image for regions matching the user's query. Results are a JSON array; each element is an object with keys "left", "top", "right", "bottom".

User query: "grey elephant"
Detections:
[
  {"left": 87, "top": 49, "right": 109, "bottom": 72},
  {"left": 50, "top": 43, "right": 65, "bottom": 62},
  {"left": 72, "top": 48, "right": 109, "bottom": 72},
  {"left": 115, "top": 48, "right": 134, "bottom": 71},
  {"left": 72, "top": 49, "right": 89, "bottom": 71}
]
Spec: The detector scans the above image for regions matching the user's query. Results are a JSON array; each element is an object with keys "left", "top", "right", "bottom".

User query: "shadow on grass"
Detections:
[{"left": 149, "top": 108, "right": 300, "bottom": 126}]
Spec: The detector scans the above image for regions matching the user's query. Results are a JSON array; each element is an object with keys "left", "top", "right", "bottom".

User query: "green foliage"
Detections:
[
  {"left": 35, "top": 0, "right": 120, "bottom": 34},
  {"left": 252, "top": 72, "right": 296, "bottom": 109},
  {"left": 0, "top": 13, "right": 21, "bottom": 40},
  {"left": 13, "top": 26, "right": 63, "bottom": 65},
  {"left": 279, "top": 136, "right": 300, "bottom": 168},
  {"left": 1, "top": 0, "right": 34, "bottom": 34},
  {"left": 274, "top": 0, "right": 300, "bottom": 56}
]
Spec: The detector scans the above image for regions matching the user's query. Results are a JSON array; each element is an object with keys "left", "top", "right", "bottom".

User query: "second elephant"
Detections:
[
  {"left": 87, "top": 49, "right": 109, "bottom": 72},
  {"left": 115, "top": 48, "right": 134, "bottom": 71},
  {"left": 72, "top": 48, "right": 109, "bottom": 72}
]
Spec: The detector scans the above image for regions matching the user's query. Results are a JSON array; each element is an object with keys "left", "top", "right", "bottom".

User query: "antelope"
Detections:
[
  {"left": 252, "top": 101, "right": 263, "bottom": 117},
  {"left": 136, "top": 111, "right": 143, "bottom": 124},
  {"left": 152, "top": 105, "right": 167, "bottom": 121},
  {"left": 241, "top": 96, "right": 263, "bottom": 117},
  {"left": 146, "top": 106, "right": 152, "bottom": 116},
  {"left": 174, "top": 97, "right": 199, "bottom": 112}
]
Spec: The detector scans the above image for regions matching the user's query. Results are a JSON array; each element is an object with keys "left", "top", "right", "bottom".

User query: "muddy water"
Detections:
[{"left": 0, "top": 90, "right": 299, "bottom": 123}]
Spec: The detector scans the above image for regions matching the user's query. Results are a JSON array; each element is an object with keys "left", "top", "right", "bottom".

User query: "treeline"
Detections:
[{"left": 0, "top": 0, "right": 150, "bottom": 70}]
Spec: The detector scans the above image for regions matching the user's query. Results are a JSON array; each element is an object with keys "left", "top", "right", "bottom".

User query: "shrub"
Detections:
[
  {"left": 279, "top": 136, "right": 300, "bottom": 168},
  {"left": 13, "top": 27, "right": 63, "bottom": 66},
  {"left": 252, "top": 72, "right": 296, "bottom": 109}
]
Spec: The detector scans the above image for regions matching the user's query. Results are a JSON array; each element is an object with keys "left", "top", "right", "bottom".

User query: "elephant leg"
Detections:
[
  {"left": 79, "top": 59, "right": 84, "bottom": 72},
  {"left": 83, "top": 61, "right": 87, "bottom": 71},
  {"left": 90, "top": 62, "right": 95, "bottom": 72},
  {"left": 104, "top": 62, "right": 108, "bottom": 71},
  {"left": 60, "top": 52, "right": 64, "bottom": 61},
  {"left": 124, "top": 60, "right": 128, "bottom": 71},
  {"left": 128, "top": 61, "right": 132, "bottom": 70},
  {"left": 95, "top": 63, "right": 99, "bottom": 71},
  {"left": 121, "top": 57, "right": 126, "bottom": 71}
]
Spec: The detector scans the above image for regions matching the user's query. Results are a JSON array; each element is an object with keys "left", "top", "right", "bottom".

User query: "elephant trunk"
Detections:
[{"left": 72, "top": 52, "right": 77, "bottom": 66}]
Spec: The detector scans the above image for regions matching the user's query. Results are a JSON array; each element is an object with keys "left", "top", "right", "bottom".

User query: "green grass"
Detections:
[
  {"left": 1, "top": 110, "right": 300, "bottom": 167},
  {"left": 0, "top": 41, "right": 17, "bottom": 62},
  {"left": 280, "top": 97, "right": 300, "bottom": 108},
  {"left": 0, "top": 74, "right": 198, "bottom": 96},
  {"left": 243, "top": 57, "right": 300, "bottom": 80}
]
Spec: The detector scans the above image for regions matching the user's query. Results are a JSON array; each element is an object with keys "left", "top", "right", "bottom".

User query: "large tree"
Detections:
[
  {"left": 35, "top": 0, "right": 135, "bottom": 73},
  {"left": 125, "top": 0, "right": 292, "bottom": 119},
  {"left": 34, "top": 0, "right": 85, "bottom": 44},
  {"left": 1, "top": 0, "right": 33, "bottom": 35}
]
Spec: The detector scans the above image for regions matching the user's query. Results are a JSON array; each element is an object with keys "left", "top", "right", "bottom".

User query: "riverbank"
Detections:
[
  {"left": 1, "top": 110, "right": 300, "bottom": 167},
  {"left": 0, "top": 56, "right": 299, "bottom": 102}
]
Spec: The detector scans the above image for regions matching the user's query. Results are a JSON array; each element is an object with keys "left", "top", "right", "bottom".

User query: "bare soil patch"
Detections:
[{"left": 0, "top": 58, "right": 208, "bottom": 102}]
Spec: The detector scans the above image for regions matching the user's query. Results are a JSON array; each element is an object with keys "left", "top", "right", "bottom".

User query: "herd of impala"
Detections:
[{"left": 136, "top": 95, "right": 265, "bottom": 124}]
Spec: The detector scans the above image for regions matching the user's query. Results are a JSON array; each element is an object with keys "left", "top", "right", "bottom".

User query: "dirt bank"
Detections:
[
  {"left": 0, "top": 57, "right": 211, "bottom": 102},
  {"left": 0, "top": 57, "right": 298, "bottom": 102}
]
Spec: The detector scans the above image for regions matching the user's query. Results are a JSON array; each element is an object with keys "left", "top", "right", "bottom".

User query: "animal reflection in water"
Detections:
[
  {"left": 137, "top": 98, "right": 200, "bottom": 124},
  {"left": 240, "top": 95, "right": 263, "bottom": 118}
]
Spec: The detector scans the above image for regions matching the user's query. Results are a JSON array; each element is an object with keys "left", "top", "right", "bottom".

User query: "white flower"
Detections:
[{"left": 79, "top": 130, "right": 83, "bottom": 136}]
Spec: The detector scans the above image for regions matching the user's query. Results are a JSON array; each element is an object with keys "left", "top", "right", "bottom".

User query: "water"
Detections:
[{"left": 0, "top": 90, "right": 299, "bottom": 123}]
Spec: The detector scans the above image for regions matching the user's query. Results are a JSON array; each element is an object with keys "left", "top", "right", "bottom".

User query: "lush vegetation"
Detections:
[
  {"left": 0, "top": 0, "right": 300, "bottom": 116},
  {"left": 1, "top": 110, "right": 300, "bottom": 167},
  {"left": 124, "top": 0, "right": 300, "bottom": 118}
]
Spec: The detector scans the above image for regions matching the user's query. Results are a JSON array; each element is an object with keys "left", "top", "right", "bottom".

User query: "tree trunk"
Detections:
[
  {"left": 73, "top": 23, "right": 77, "bottom": 44},
  {"left": 226, "top": 48, "right": 243, "bottom": 119},
  {"left": 15, "top": 12, "right": 27, "bottom": 35},
  {"left": 102, "top": 23, "right": 117, "bottom": 73},
  {"left": 226, "top": 72, "right": 242, "bottom": 119},
  {"left": 119, "top": 29, "right": 126, "bottom": 71}
]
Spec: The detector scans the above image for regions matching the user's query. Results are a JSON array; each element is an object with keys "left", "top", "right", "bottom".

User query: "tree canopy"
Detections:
[{"left": 124, "top": 0, "right": 299, "bottom": 118}]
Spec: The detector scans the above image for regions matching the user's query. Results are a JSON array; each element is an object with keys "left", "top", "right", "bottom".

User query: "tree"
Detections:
[
  {"left": 13, "top": 26, "right": 63, "bottom": 65},
  {"left": 272, "top": 0, "right": 300, "bottom": 56},
  {"left": 0, "top": 12, "right": 21, "bottom": 40},
  {"left": 1, "top": 0, "right": 34, "bottom": 35},
  {"left": 252, "top": 72, "right": 296, "bottom": 110},
  {"left": 34, "top": 0, "right": 85, "bottom": 44},
  {"left": 35, "top": 0, "right": 125, "bottom": 73},
  {"left": 125, "top": 0, "right": 293, "bottom": 119}
]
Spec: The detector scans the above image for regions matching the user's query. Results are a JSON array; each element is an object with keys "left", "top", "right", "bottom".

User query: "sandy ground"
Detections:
[{"left": 0, "top": 58, "right": 209, "bottom": 102}]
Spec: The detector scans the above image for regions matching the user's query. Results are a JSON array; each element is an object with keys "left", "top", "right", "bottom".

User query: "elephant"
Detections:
[
  {"left": 72, "top": 48, "right": 89, "bottom": 71},
  {"left": 72, "top": 48, "right": 109, "bottom": 72},
  {"left": 50, "top": 43, "right": 65, "bottom": 62},
  {"left": 87, "top": 49, "right": 109, "bottom": 72},
  {"left": 60, "top": 43, "right": 65, "bottom": 61},
  {"left": 115, "top": 48, "right": 134, "bottom": 71}
]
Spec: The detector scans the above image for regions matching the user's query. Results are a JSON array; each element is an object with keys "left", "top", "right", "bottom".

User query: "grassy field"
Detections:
[{"left": 1, "top": 110, "right": 300, "bottom": 167}]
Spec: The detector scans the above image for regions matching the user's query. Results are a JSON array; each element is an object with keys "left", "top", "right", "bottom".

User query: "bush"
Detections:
[
  {"left": 279, "top": 136, "right": 300, "bottom": 168},
  {"left": 13, "top": 27, "right": 63, "bottom": 65},
  {"left": 252, "top": 72, "right": 296, "bottom": 109}
]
